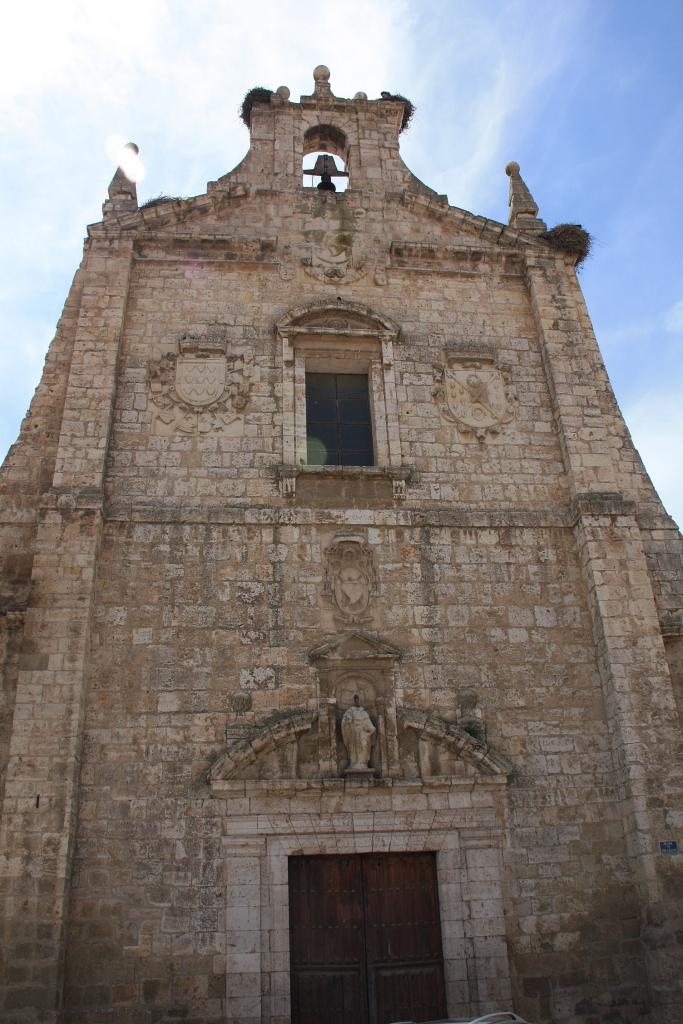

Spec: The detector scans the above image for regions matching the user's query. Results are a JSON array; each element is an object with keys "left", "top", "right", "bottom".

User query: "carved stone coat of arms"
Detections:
[
  {"left": 302, "top": 232, "right": 368, "bottom": 284},
  {"left": 435, "top": 350, "right": 514, "bottom": 441},
  {"left": 149, "top": 328, "right": 255, "bottom": 436},
  {"left": 174, "top": 356, "right": 226, "bottom": 407},
  {"left": 324, "top": 536, "right": 378, "bottom": 625}
]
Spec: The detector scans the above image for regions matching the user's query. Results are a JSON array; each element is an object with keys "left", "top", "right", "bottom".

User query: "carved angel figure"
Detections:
[{"left": 341, "top": 695, "right": 376, "bottom": 771}]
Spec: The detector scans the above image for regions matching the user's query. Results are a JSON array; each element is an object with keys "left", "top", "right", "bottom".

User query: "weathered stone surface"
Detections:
[{"left": 0, "top": 65, "right": 681, "bottom": 1024}]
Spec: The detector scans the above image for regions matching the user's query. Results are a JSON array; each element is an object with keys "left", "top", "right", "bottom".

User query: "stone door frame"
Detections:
[{"left": 222, "top": 806, "right": 513, "bottom": 1024}]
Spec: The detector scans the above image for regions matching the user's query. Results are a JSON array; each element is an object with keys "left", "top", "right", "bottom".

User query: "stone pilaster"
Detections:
[
  {"left": 525, "top": 253, "right": 619, "bottom": 497},
  {"left": 0, "top": 240, "right": 133, "bottom": 1021},
  {"left": 526, "top": 253, "right": 683, "bottom": 1019},
  {"left": 52, "top": 239, "right": 134, "bottom": 494}
]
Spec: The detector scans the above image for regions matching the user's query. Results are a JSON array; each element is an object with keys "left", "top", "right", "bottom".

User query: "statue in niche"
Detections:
[
  {"left": 341, "top": 695, "right": 376, "bottom": 772},
  {"left": 456, "top": 687, "right": 486, "bottom": 742}
]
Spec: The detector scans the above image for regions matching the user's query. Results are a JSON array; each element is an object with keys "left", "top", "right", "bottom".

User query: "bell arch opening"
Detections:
[{"left": 302, "top": 124, "right": 349, "bottom": 192}]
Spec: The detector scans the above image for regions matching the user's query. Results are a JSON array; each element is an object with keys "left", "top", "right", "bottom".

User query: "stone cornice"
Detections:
[
  {"left": 86, "top": 183, "right": 557, "bottom": 259},
  {"left": 103, "top": 498, "right": 573, "bottom": 528},
  {"left": 570, "top": 490, "right": 636, "bottom": 524}
]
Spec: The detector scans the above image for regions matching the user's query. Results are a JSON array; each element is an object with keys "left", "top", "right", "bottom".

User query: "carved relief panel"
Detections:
[
  {"left": 302, "top": 231, "right": 368, "bottom": 283},
  {"left": 323, "top": 535, "right": 378, "bottom": 626},
  {"left": 207, "top": 643, "right": 511, "bottom": 789},
  {"left": 148, "top": 327, "right": 256, "bottom": 435},
  {"left": 434, "top": 342, "right": 514, "bottom": 441},
  {"left": 298, "top": 234, "right": 388, "bottom": 286}
]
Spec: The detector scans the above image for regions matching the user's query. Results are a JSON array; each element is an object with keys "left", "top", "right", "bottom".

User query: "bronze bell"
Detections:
[{"left": 303, "top": 153, "right": 349, "bottom": 192}]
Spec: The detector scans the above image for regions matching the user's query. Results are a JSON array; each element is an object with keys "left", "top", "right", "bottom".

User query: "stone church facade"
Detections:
[{"left": 0, "top": 65, "right": 682, "bottom": 1024}]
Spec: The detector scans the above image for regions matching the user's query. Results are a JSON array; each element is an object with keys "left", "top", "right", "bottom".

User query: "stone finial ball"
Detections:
[
  {"left": 276, "top": 85, "right": 290, "bottom": 100},
  {"left": 354, "top": 91, "right": 368, "bottom": 100},
  {"left": 313, "top": 65, "right": 331, "bottom": 82},
  {"left": 505, "top": 161, "right": 520, "bottom": 177}
]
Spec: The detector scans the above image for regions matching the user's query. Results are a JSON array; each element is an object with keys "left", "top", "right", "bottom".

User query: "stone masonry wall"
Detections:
[
  {"left": 104, "top": 194, "right": 569, "bottom": 513},
  {"left": 62, "top": 514, "right": 637, "bottom": 1023}
]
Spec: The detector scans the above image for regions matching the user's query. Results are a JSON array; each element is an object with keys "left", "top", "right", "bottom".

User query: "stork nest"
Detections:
[
  {"left": 380, "top": 92, "right": 416, "bottom": 133},
  {"left": 139, "top": 194, "right": 186, "bottom": 210},
  {"left": 542, "top": 223, "right": 592, "bottom": 268},
  {"left": 240, "top": 87, "right": 274, "bottom": 127}
]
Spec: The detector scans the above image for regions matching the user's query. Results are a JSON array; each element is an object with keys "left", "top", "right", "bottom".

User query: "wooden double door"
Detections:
[{"left": 289, "top": 852, "right": 447, "bottom": 1024}]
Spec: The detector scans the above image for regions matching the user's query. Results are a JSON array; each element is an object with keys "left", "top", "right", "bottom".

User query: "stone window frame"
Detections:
[
  {"left": 276, "top": 301, "right": 409, "bottom": 499},
  {"left": 222, "top": 808, "right": 513, "bottom": 1024}
]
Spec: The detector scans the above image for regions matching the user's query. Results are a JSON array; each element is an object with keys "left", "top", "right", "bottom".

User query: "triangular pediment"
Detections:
[{"left": 307, "top": 630, "right": 402, "bottom": 664}]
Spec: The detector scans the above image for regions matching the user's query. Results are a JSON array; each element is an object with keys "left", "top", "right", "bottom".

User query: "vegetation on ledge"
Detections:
[
  {"left": 542, "top": 223, "right": 592, "bottom": 268},
  {"left": 240, "top": 87, "right": 274, "bottom": 127},
  {"left": 380, "top": 92, "right": 416, "bottom": 134},
  {"left": 139, "top": 194, "right": 186, "bottom": 211}
]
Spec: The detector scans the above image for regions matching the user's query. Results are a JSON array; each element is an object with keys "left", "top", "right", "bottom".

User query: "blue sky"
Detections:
[{"left": 1, "top": 0, "right": 681, "bottom": 525}]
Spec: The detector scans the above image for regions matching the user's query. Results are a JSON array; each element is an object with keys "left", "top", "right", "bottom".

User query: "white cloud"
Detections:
[{"left": 664, "top": 298, "right": 683, "bottom": 334}]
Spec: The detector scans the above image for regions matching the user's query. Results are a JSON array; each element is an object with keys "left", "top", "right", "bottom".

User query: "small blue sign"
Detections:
[{"left": 659, "top": 840, "right": 679, "bottom": 855}]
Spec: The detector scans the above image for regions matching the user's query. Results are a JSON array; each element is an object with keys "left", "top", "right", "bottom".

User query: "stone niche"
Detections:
[
  {"left": 308, "top": 631, "right": 402, "bottom": 778},
  {"left": 208, "top": 631, "right": 511, "bottom": 790}
]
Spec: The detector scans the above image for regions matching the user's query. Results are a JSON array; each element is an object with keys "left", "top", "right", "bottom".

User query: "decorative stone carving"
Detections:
[
  {"left": 308, "top": 631, "right": 402, "bottom": 779},
  {"left": 208, "top": 709, "right": 317, "bottom": 785},
  {"left": 324, "top": 536, "right": 377, "bottom": 625},
  {"left": 228, "top": 690, "right": 252, "bottom": 714},
  {"left": 456, "top": 688, "right": 486, "bottom": 742},
  {"left": 149, "top": 327, "right": 255, "bottom": 435},
  {"left": 341, "top": 694, "right": 376, "bottom": 772},
  {"left": 399, "top": 707, "right": 511, "bottom": 780},
  {"left": 391, "top": 473, "right": 408, "bottom": 500},
  {"left": 434, "top": 347, "right": 514, "bottom": 441},
  {"left": 278, "top": 244, "right": 295, "bottom": 281},
  {"left": 302, "top": 233, "right": 368, "bottom": 283}
]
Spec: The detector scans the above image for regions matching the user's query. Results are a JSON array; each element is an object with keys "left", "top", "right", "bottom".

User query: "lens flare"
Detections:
[{"left": 105, "top": 134, "right": 146, "bottom": 183}]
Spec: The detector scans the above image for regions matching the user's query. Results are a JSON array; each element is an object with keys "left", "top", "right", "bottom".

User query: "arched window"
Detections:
[
  {"left": 302, "top": 124, "right": 349, "bottom": 192},
  {"left": 275, "top": 301, "right": 410, "bottom": 500}
]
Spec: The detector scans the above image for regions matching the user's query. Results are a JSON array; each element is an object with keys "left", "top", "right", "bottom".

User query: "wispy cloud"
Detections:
[
  {"left": 409, "top": 2, "right": 589, "bottom": 213},
  {"left": 664, "top": 298, "right": 683, "bottom": 334}
]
